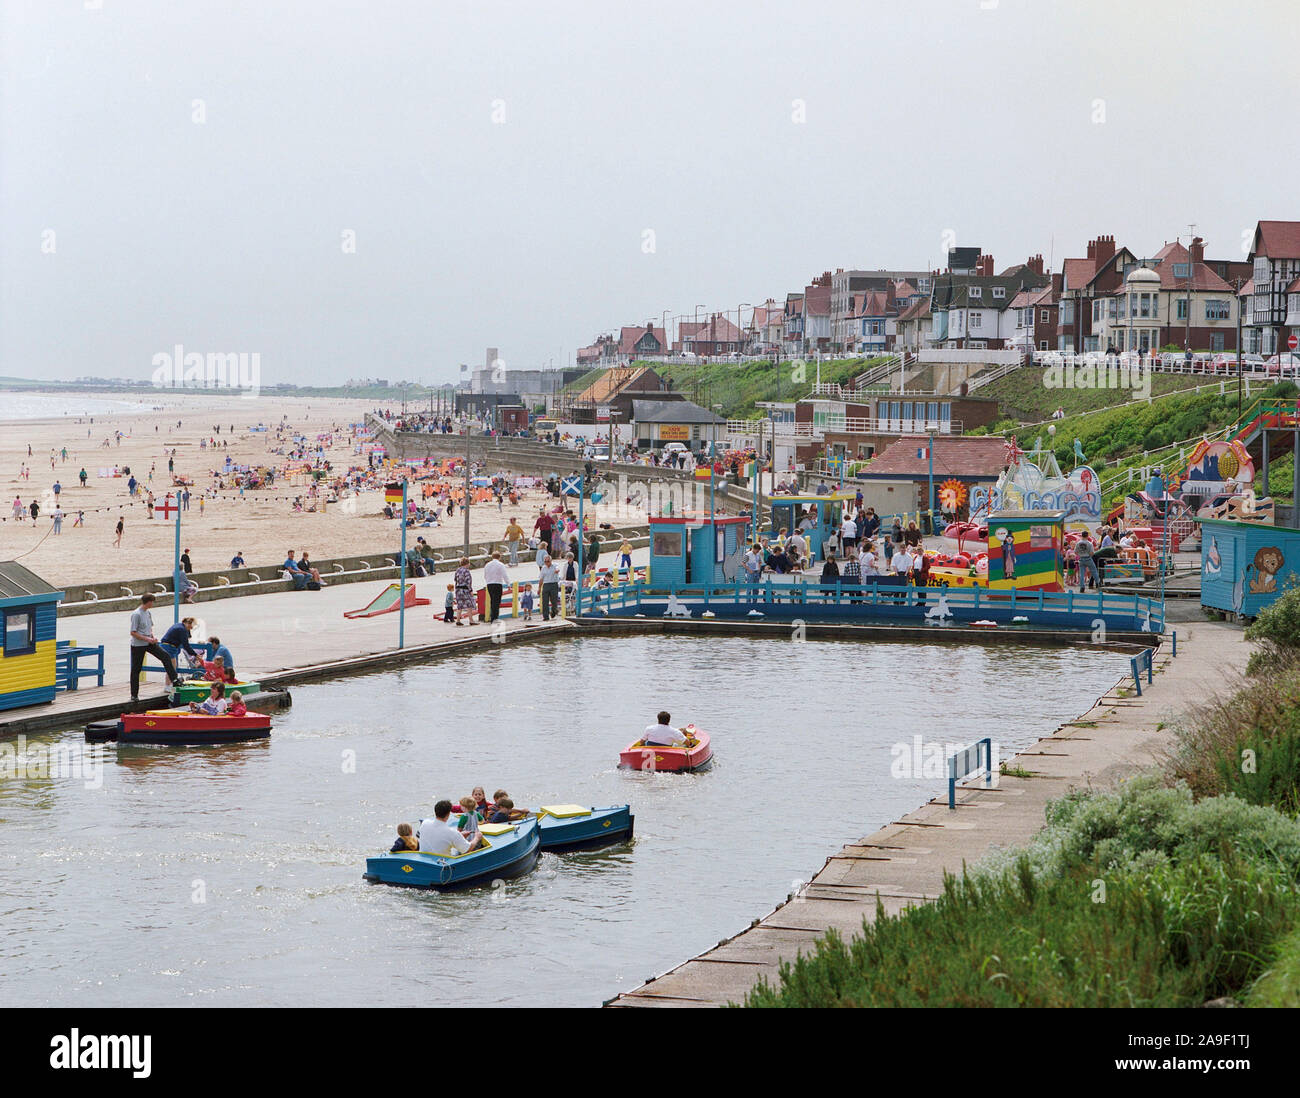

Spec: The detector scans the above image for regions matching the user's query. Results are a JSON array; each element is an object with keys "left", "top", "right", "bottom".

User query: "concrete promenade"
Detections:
[
  {"left": 2, "top": 550, "right": 649, "bottom": 735},
  {"left": 606, "top": 619, "right": 1252, "bottom": 1007}
]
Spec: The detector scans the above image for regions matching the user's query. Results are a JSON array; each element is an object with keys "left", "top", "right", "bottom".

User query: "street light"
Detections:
[{"left": 737, "top": 302, "right": 752, "bottom": 356}]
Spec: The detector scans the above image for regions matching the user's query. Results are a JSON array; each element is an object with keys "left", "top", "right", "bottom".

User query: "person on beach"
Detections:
[
  {"left": 79, "top": 468, "right": 88, "bottom": 488},
  {"left": 519, "top": 583, "right": 534, "bottom": 621},
  {"left": 114, "top": 517, "right": 124, "bottom": 547},
  {"left": 73, "top": 510, "right": 84, "bottom": 528},
  {"left": 453, "top": 556, "right": 476, "bottom": 625},
  {"left": 51, "top": 507, "right": 63, "bottom": 534},
  {"left": 29, "top": 499, "right": 39, "bottom": 522},
  {"left": 504, "top": 517, "right": 524, "bottom": 565},
  {"left": 129, "top": 594, "right": 180, "bottom": 704}
]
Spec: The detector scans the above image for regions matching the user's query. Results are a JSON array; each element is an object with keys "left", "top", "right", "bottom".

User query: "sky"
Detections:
[{"left": 2, "top": 0, "right": 1297, "bottom": 386}]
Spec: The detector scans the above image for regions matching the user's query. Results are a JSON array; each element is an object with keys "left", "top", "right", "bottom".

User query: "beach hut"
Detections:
[
  {"left": 0, "top": 563, "right": 64, "bottom": 712},
  {"left": 648, "top": 514, "right": 751, "bottom": 585},
  {"left": 986, "top": 510, "right": 1067, "bottom": 592},
  {"left": 1199, "top": 516, "right": 1300, "bottom": 619}
]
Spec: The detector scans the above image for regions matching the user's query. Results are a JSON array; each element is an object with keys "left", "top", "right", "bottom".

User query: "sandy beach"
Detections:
[{"left": 0, "top": 390, "right": 644, "bottom": 587}]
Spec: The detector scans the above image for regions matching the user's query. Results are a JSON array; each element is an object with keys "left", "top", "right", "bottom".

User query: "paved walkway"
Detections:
[{"left": 606, "top": 621, "right": 1252, "bottom": 1007}]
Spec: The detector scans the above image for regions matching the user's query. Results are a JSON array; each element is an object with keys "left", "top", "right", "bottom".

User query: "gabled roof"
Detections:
[
  {"left": 1254, "top": 221, "right": 1300, "bottom": 259},
  {"left": 1288, "top": 275, "right": 1300, "bottom": 294},
  {"left": 860, "top": 435, "right": 1009, "bottom": 479},
  {"left": 681, "top": 315, "right": 742, "bottom": 342},
  {"left": 1149, "top": 241, "right": 1233, "bottom": 292},
  {"left": 617, "top": 326, "right": 669, "bottom": 356},
  {"left": 804, "top": 286, "right": 831, "bottom": 316},
  {"left": 631, "top": 399, "right": 725, "bottom": 425},
  {"left": 0, "top": 562, "right": 61, "bottom": 600},
  {"left": 1008, "top": 285, "right": 1055, "bottom": 310},
  {"left": 896, "top": 298, "right": 931, "bottom": 323},
  {"left": 1062, "top": 258, "right": 1096, "bottom": 291},
  {"left": 1239, "top": 278, "right": 1254, "bottom": 295}
]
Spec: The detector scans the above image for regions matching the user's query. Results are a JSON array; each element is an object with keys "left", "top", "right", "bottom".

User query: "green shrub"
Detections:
[
  {"left": 1246, "top": 582, "right": 1300, "bottom": 675},
  {"left": 744, "top": 852, "right": 1298, "bottom": 1007}
]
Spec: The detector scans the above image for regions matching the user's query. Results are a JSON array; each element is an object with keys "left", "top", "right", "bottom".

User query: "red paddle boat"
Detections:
[
  {"left": 116, "top": 710, "right": 272, "bottom": 745},
  {"left": 619, "top": 725, "right": 712, "bottom": 773}
]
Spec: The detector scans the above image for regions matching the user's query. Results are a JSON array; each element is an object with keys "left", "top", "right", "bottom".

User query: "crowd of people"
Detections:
[{"left": 127, "top": 594, "right": 240, "bottom": 706}]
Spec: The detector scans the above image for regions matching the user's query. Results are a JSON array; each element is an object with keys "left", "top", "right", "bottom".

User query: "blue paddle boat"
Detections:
[
  {"left": 536, "top": 805, "right": 634, "bottom": 852},
  {"left": 364, "top": 818, "right": 540, "bottom": 890}
]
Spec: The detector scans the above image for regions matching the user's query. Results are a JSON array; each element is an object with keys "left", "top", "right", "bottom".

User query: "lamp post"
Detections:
[{"left": 737, "top": 302, "right": 752, "bottom": 357}]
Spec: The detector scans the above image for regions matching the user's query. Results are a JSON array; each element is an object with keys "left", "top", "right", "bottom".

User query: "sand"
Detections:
[{"left": 0, "top": 391, "right": 645, "bottom": 588}]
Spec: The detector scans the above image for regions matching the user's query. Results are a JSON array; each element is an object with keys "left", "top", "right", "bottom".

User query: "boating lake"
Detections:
[{"left": 0, "top": 634, "right": 1130, "bottom": 1007}]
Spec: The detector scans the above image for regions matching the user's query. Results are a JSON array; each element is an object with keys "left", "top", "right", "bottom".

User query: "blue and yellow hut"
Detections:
[
  {"left": 0, "top": 563, "right": 64, "bottom": 711},
  {"left": 767, "top": 491, "right": 856, "bottom": 562}
]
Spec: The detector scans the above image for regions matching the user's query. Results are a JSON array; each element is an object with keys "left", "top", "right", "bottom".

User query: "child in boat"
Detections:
[
  {"left": 487, "top": 797, "right": 515, "bottom": 824},
  {"left": 390, "top": 822, "right": 418, "bottom": 852},
  {"left": 443, "top": 584, "right": 455, "bottom": 623},
  {"left": 226, "top": 690, "right": 247, "bottom": 717},
  {"left": 471, "top": 786, "right": 491, "bottom": 815},
  {"left": 189, "top": 682, "right": 227, "bottom": 714},
  {"left": 457, "top": 794, "right": 484, "bottom": 850},
  {"left": 203, "top": 656, "right": 232, "bottom": 682},
  {"left": 519, "top": 584, "right": 534, "bottom": 621}
]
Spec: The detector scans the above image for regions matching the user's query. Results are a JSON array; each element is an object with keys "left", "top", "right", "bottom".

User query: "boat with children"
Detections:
[{"left": 364, "top": 817, "right": 541, "bottom": 890}]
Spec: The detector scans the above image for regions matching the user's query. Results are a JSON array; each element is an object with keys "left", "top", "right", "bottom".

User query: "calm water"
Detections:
[
  {"left": 0, "top": 392, "right": 161, "bottom": 421},
  {"left": 0, "top": 635, "right": 1127, "bottom": 1007}
]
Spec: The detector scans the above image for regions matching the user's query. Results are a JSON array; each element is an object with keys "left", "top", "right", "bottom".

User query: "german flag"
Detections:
[{"left": 385, "top": 481, "right": 404, "bottom": 504}]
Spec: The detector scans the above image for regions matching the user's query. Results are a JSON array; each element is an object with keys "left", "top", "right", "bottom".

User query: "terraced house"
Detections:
[
  {"left": 929, "top": 253, "right": 1051, "bottom": 349},
  {"left": 1246, "top": 220, "right": 1300, "bottom": 356}
]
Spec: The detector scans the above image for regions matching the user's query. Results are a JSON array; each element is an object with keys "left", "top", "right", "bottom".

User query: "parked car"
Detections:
[
  {"left": 661, "top": 442, "right": 690, "bottom": 456},
  {"left": 1265, "top": 353, "right": 1300, "bottom": 375}
]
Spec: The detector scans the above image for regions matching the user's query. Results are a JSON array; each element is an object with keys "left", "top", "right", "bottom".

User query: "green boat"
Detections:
[{"left": 172, "top": 679, "right": 260, "bottom": 704}]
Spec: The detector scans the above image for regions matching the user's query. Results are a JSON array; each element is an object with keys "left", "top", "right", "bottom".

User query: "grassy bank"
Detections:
[{"left": 745, "top": 592, "right": 1300, "bottom": 1008}]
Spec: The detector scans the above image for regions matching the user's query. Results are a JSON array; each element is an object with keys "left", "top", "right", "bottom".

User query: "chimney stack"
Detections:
[
  {"left": 977, "top": 254, "right": 994, "bottom": 278},
  {"left": 1027, "top": 254, "right": 1044, "bottom": 275},
  {"left": 1094, "top": 234, "right": 1116, "bottom": 264},
  {"left": 1190, "top": 236, "right": 1205, "bottom": 264}
]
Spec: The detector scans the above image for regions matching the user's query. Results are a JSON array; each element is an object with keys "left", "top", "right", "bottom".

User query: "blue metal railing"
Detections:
[
  {"left": 1129, "top": 648, "right": 1154, "bottom": 695},
  {"left": 573, "top": 579, "right": 1165, "bottom": 632},
  {"left": 948, "top": 737, "right": 993, "bottom": 809}
]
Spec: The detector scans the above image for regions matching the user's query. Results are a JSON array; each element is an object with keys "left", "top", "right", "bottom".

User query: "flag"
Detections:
[
  {"left": 917, "top": 446, "right": 930, "bottom": 460},
  {"left": 561, "top": 475, "right": 583, "bottom": 497},
  {"left": 694, "top": 466, "right": 713, "bottom": 481},
  {"left": 385, "top": 482, "right": 404, "bottom": 504}
]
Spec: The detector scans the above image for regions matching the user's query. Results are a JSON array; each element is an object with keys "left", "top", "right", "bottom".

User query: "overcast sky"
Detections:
[{"left": 2, "top": 0, "right": 1297, "bottom": 386}]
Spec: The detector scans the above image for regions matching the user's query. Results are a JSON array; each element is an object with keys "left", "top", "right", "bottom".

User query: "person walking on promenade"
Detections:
[
  {"left": 539, "top": 554, "right": 560, "bottom": 621},
  {"left": 504, "top": 516, "right": 524, "bottom": 566},
  {"left": 483, "top": 551, "right": 509, "bottom": 623},
  {"left": 453, "top": 556, "right": 476, "bottom": 626},
  {"left": 128, "top": 594, "right": 180, "bottom": 705}
]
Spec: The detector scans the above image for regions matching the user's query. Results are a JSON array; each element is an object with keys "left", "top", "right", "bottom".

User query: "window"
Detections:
[
  {"left": 1173, "top": 262, "right": 1190, "bottom": 279},
  {"left": 1176, "top": 298, "right": 1189, "bottom": 320},
  {"left": 1040, "top": 309, "right": 1050, "bottom": 324},
  {"left": 1212, "top": 333, "right": 1225, "bottom": 351},
  {"left": 1092, "top": 301, "right": 1100, "bottom": 322},
  {"left": 1140, "top": 294, "right": 1151, "bottom": 318},
  {"left": 970, "top": 312, "right": 982, "bottom": 328},
  {"left": 1108, "top": 298, "right": 1117, "bottom": 319},
  {"left": 1060, "top": 301, "right": 1074, "bottom": 324},
  {"left": 1039, "top": 339, "right": 1049, "bottom": 351},
  {"left": 927, "top": 402, "right": 939, "bottom": 422},
  {"left": 3, "top": 609, "right": 35, "bottom": 657},
  {"left": 969, "top": 286, "right": 982, "bottom": 299},
  {"left": 1206, "top": 299, "right": 1230, "bottom": 321},
  {"left": 992, "top": 286, "right": 1005, "bottom": 299}
]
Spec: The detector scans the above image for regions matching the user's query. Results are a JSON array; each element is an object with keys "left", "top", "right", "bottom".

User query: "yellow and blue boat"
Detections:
[
  {"left": 536, "top": 804, "right": 634, "bottom": 852},
  {"left": 364, "top": 818, "right": 540, "bottom": 890}
]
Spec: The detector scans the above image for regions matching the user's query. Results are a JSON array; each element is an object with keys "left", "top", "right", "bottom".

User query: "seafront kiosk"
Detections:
[
  {"left": 648, "top": 514, "right": 751, "bottom": 585},
  {"left": 767, "top": 491, "right": 856, "bottom": 562},
  {"left": 1199, "top": 516, "right": 1300, "bottom": 619},
  {"left": 986, "top": 510, "right": 1067, "bottom": 592},
  {"left": 0, "top": 563, "right": 64, "bottom": 712}
]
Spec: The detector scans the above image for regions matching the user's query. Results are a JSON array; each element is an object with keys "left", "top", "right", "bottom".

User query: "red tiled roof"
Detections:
[
  {"left": 804, "top": 286, "right": 831, "bottom": 316},
  {"left": 863, "top": 435, "right": 1009, "bottom": 479},
  {"left": 1239, "top": 278, "right": 1254, "bottom": 295},
  {"left": 617, "top": 326, "right": 669, "bottom": 355},
  {"left": 896, "top": 298, "right": 930, "bottom": 322},
  {"left": 1062, "top": 258, "right": 1096, "bottom": 290},
  {"left": 1256, "top": 221, "right": 1300, "bottom": 259},
  {"left": 1287, "top": 275, "right": 1300, "bottom": 294},
  {"left": 1150, "top": 242, "right": 1232, "bottom": 292}
]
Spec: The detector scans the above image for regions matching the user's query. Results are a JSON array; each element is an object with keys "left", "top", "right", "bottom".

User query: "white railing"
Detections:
[
  {"left": 767, "top": 418, "right": 961, "bottom": 439},
  {"left": 966, "top": 359, "right": 1027, "bottom": 391}
]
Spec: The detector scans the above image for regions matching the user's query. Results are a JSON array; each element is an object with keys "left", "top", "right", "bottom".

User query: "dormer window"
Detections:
[
  {"left": 969, "top": 286, "right": 982, "bottom": 299},
  {"left": 1173, "top": 263, "right": 1190, "bottom": 279},
  {"left": 992, "top": 286, "right": 1006, "bottom": 299}
]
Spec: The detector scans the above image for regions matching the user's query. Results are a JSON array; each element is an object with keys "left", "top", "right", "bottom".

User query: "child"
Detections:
[
  {"left": 487, "top": 797, "right": 515, "bottom": 824},
  {"left": 189, "top": 682, "right": 227, "bottom": 714},
  {"left": 73, "top": 510, "right": 84, "bottom": 528},
  {"left": 457, "top": 794, "right": 484, "bottom": 850},
  {"left": 390, "top": 822, "right": 418, "bottom": 853},
  {"left": 443, "top": 583, "right": 455, "bottom": 623},
  {"left": 227, "top": 690, "right": 247, "bottom": 717},
  {"left": 471, "top": 786, "right": 491, "bottom": 815},
  {"left": 618, "top": 538, "right": 633, "bottom": 574},
  {"left": 520, "top": 583, "right": 534, "bottom": 621}
]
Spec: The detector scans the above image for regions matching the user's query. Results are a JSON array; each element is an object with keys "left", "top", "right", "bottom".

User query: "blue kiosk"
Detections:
[
  {"left": 649, "top": 513, "right": 752, "bottom": 584},
  {"left": 767, "top": 491, "right": 856, "bottom": 562},
  {"left": 1199, "top": 516, "right": 1300, "bottom": 619}
]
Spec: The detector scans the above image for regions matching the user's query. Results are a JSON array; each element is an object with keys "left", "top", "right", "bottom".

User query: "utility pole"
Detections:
[
  {"left": 463, "top": 428, "right": 471, "bottom": 556},
  {"left": 1236, "top": 277, "right": 1244, "bottom": 423},
  {"left": 1185, "top": 222, "right": 1196, "bottom": 357}
]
